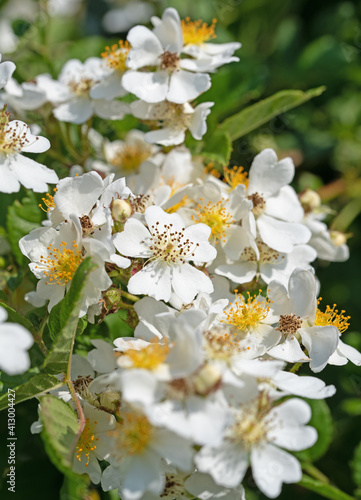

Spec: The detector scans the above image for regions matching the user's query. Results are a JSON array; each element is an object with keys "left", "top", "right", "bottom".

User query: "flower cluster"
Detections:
[{"left": 1, "top": 6, "right": 359, "bottom": 500}]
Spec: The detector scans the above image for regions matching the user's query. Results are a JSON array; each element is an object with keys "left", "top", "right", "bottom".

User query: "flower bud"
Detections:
[
  {"left": 111, "top": 199, "right": 132, "bottom": 221},
  {"left": 193, "top": 363, "right": 222, "bottom": 395},
  {"left": 299, "top": 188, "right": 321, "bottom": 212}
]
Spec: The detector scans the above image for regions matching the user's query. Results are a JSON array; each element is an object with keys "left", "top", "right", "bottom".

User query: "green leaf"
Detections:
[
  {"left": 0, "top": 374, "right": 63, "bottom": 411},
  {"left": 299, "top": 474, "right": 355, "bottom": 500},
  {"left": 44, "top": 258, "right": 96, "bottom": 374},
  {"left": 295, "top": 399, "right": 333, "bottom": 462},
  {"left": 342, "top": 398, "right": 361, "bottom": 416},
  {"left": 60, "top": 474, "right": 90, "bottom": 500},
  {"left": 201, "top": 131, "right": 233, "bottom": 167},
  {"left": 40, "top": 395, "right": 80, "bottom": 475},
  {"left": 0, "top": 301, "right": 36, "bottom": 335},
  {"left": 6, "top": 191, "right": 43, "bottom": 265},
  {"left": 216, "top": 86, "right": 326, "bottom": 142}
]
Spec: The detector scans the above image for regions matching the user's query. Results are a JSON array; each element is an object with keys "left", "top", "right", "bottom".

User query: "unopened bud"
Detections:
[
  {"left": 299, "top": 188, "right": 321, "bottom": 212},
  {"left": 330, "top": 230, "right": 347, "bottom": 247},
  {"left": 95, "top": 390, "right": 121, "bottom": 413},
  {"left": 193, "top": 363, "right": 222, "bottom": 395},
  {"left": 111, "top": 199, "right": 132, "bottom": 221}
]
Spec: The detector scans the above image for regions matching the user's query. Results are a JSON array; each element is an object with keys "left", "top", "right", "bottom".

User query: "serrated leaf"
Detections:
[
  {"left": 299, "top": 474, "right": 355, "bottom": 500},
  {"left": 295, "top": 399, "right": 333, "bottom": 462},
  {"left": 0, "top": 374, "right": 62, "bottom": 411},
  {"left": 201, "top": 131, "right": 233, "bottom": 167},
  {"left": 6, "top": 191, "right": 43, "bottom": 265},
  {"left": 217, "top": 86, "right": 326, "bottom": 142},
  {"left": 40, "top": 395, "right": 80, "bottom": 475},
  {"left": 44, "top": 258, "right": 96, "bottom": 374}
]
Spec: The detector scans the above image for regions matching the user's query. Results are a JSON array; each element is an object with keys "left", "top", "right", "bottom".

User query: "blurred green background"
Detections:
[{"left": 0, "top": 0, "right": 361, "bottom": 498}]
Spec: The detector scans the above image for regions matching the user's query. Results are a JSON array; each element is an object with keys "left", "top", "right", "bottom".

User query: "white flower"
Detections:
[
  {"left": 0, "top": 307, "right": 33, "bottom": 375},
  {"left": 246, "top": 149, "right": 311, "bottom": 253},
  {"left": 19, "top": 216, "right": 114, "bottom": 315},
  {"left": 216, "top": 239, "right": 317, "bottom": 287},
  {"left": 195, "top": 397, "right": 317, "bottom": 498},
  {"left": 130, "top": 99, "right": 213, "bottom": 146},
  {"left": 123, "top": 8, "right": 211, "bottom": 104},
  {"left": 37, "top": 58, "right": 128, "bottom": 124},
  {"left": 113, "top": 205, "right": 216, "bottom": 302},
  {"left": 103, "top": 130, "right": 159, "bottom": 178},
  {"left": 0, "top": 54, "right": 16, "bottom": 89},
  {"left": 1, "top": 77, "right": 47, "bottom": 115},
  {"left": 267, "top": 268, "right": 340, "bottom": 372},
  {"left": 72, "top": 402, "right": 116, "bottom": 484},
  {"left": 101, "top": 401, "right": 194, "bottom": 500},
  {"left": 0, "top": 109, "right": 58, "bottom": 193}
]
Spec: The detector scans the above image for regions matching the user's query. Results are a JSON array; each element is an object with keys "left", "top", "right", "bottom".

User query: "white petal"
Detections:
[
  {"left": 189, "top": 102, "right": 213, "bottom": 140},
  {"left": 215, "top": 262, "right": 257, "bottom": 284},
  {"left": 248, "top": 149, "right": 295, "bottom": 197},
  {"left": 126, "top": 26, "right": 163, "bottom": 69},
  {"left": 336, "top": 339, "right": 361, "bottom": 366},
  {"left": 268, "top": 335, "right": 309, "bottom": 363},
  {"left": 167, "top": 70, "right": 211, "bottom": 104},
  {"left": 145, "top": 127, "right": 185, "bottom": 146},
  {"left": 122, "top": 70, "right": 169, "bottom": 103},
  {"left": 299, "top": 325, "right": 339, "bottom": 372},
  {"left": 128, "top": 260, "right": 172, "bottom": 301},
  {"left": 257, "top": 214, "right": 311, "bottom": 253},
  {"left": 288, "top": 268, "right": 317, "bottom": 319},
  {"left": 121, "top": 452, "right": 164, "bottom": 500},
  {"left": 195, "top": 443, "right": 249, "bottom": 489},
  {"left": 265, "top": 186, "right": 304, "bottom": 222},
  {"left": 53, "top": 97, "right": 93, "bottom": 124},
  {"left": 94, "top": 99, "right": 129, "bottom": 120},
  {"left": 6, "top": 154, "right": 58, "bottom": 192},
  {"left": 152, "top": 8, "right": 183, "bottom": 53},
  {"left": 251, "top": 444, "right": 301, "bottom": 498},
  {"left": 171, "top": 263, "right": 213, "bottom": 303},
  {"left": 113, "top": 218, "right": 152, "bottom": 258},
  {"left": 0, "top": 60, "right": 16, "bottom": 88}
]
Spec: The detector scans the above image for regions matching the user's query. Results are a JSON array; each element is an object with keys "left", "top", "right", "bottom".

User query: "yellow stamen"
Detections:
[
  {"left": 315, "top": 298, "right": 350, "bottom": 334},
  {"left": 222, "top": 289, "right": 271, "bottom": 331},
  {"left": 101, "top": 40, "right": 131, "bottom": 72},
  {"left": 125, "top": 340, "right": 169, "bottom": 370},
  {"left": 192, "top": 199, "right": 234, "bottom": 244},
  {"left": 223, "top": 165, "right": 249, "bottom": 190},
  {"left": 75, "top": 418, "right": 98, "bottom": 466},
  {"left": 40, "top": 240, "right": 83, "bottom": 285},
  {"left": 181, "top": 17, "right": 217, "bottom": 45},
  {"left": 120, "top": 411, "right": 153, "bottom": 455},
  {"left": 110, "top": 143, "right": 152, "bottom": 173},
  {"left": 38, "top": 188, "right": 57, "bottom": 212}
]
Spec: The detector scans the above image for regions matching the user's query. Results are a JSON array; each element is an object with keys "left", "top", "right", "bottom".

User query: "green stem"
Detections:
[
  {"left": 299, "top": 474, "right": 356, "bottom": 500},
  {"left": 33, "top": 314, "right": 49, "bottom": 356},
  {"left": 302, "top": 463, "right": 329, "bottom": 483},
  {"left": 122, "top": 291, "right": 140, "bottom": 302},
  {"left": 289, "top": 362, "right": 302, "bottom": 373}
]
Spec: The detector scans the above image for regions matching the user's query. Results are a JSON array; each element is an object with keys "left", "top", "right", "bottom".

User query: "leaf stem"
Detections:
[{"left": 122, "top": 291, "right": 140, "bottom": 302}]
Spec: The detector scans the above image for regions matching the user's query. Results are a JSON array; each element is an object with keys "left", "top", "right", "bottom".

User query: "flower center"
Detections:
[
  {"left": 276, "top": 314, "right": 302, "bottom": 334},
  {"left": 222, "top": 290, "right": 271, "bottom": 331},
  {"left": 160, "top": 50, "right": 180, "bottom": 70},
  {"left": 315, "top": 299, "right": 350, "bottom": 333},
  {"left": 0, "top": 112, "right": 34, "bottom": 154},
  {"left": 75, "top": 418, "right": 98, "bottom": 466},
  {"left": 192, "top": 200, "right": 234, "bottom": 244},
  {"left": 79, "top": 215, "right": 94, "bottom": 237},
  {"left": 181, "top": 17, "right": 217, "bottom": 45},
  {"left": 204, "top": 327, "right": 242, "bottom": 360},
  {"left": 248, "top": 192, "right": 266, "bottom": 216},
  {"left": 223, "top": 165, "right": 249, "bottom": 191},
  {"left": 119, "top": 411, "right": 153, "bottom": 455},
  {"left": 110, "top": 143, "right": 152, "bottom": 173},
  {"left": 241, "top": 241, "right": 283, "bottom": 265},
  {"left": 143, "top": 222, "right": 199, "bottom": 265},
  {"left": 229, "top": 402, "right": 270, "bottom": 450},
  {"left": 101, "top": 40, "right": 131, "bottom": 72},
  {"left": 68, "top": 77, "right": 95, "bottom": 96},
  {"left": 124, "top": 340, "right": 169, "bottom": 370},
  {"left": 40, "top": 240, "right": 84, "bottom": 285},
  {"left": 73, "top": 375, "right": 93, "bottom": 399}
]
